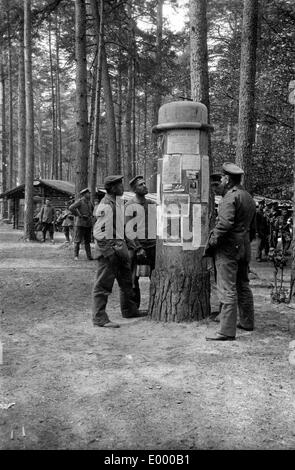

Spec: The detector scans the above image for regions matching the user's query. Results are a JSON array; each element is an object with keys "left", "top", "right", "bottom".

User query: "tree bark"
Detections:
[
  {"left": 189, "top": 0, "right": 213, "bottom": 227},
  {"left": 48, "top": 15, "right": 58, "bottom": 179},
  {"left": 6, "top": 0, "right": 14, "bottom": 190},
  {"left": 17, "top": 8, "right": 26, "bottom": 185},
  {"left": 148, "top": 103, "right": 211, "bottom": 322},
  {"left": 236, "top": 0, "right": 258, "bottom": 191},
  {"left": 23, "top": 0, "right": 36, "bottom": 240},
  {"left": 149, "top": 0, "right": 163, "bottom": 193},
  {"left": 89, "top": 0, "right": 103, "bottom": 201},
  {"left": 101, "top": 39, "right": 117, "bottom": 174},
  {"left": 55, "top": 12, "right": 63, "bottom": 180},
  {"left": 75, "top": 0, "right": 89, "bottom": 196},
  {"left": 0, "top": 43, "right": 8, "bottom": 218}
]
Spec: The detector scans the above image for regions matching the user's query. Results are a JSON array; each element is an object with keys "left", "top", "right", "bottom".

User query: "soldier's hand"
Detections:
[{"left": 136, "top": 248, "right": 147, "bottom": 263}]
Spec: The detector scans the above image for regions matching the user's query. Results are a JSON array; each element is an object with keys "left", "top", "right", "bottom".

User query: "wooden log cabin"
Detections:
[{"left": 0, "top": 179, "right": 76, "bottom": 229}]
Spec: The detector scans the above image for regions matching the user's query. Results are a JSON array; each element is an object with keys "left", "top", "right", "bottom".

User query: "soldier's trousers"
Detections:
[
  {"left": 92, "top": 254, "right": 139, "bottom": 325},
  {"left": 215, "top": 255, "right": 254, "bottom": 337},
  {"left": 74, "top": 226, "right": 92, "bottom": 259}
]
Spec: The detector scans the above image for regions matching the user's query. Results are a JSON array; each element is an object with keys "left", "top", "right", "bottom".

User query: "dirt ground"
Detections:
[{"left": 1, "top": 221, "right": 295, "bottom": 450}]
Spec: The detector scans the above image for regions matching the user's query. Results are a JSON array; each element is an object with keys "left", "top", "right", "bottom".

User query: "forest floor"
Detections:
[{"left": 1, "top": 221, "right": 295, "bottom": 450}]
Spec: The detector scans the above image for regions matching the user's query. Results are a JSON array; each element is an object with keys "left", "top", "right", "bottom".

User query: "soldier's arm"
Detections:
[
  {"left": 69, "top": 200, "right": 82, "bottom": 217},
  {"left": 211, "top": 197, "right": 235, "bottom": 242}
]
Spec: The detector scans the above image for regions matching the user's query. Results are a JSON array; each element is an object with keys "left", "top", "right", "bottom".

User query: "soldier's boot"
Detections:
[
  {"left": 74, "top": 242, "right": 80, "bottom": 260},
  {"left": 85, "top": 243, "right": 93, "bottom": 260}
]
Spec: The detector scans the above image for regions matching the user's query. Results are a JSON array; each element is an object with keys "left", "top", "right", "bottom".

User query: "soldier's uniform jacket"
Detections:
[
  {"left": 205, "top": 184, "right": 256, "bottom": 261},
  {"left": 39, "top": 204, "right": 55, "bottom": 224},
  {"left": 69, "top": 198, "right": 93, "bottom": 227},
  {"left": 125, "top": 196, "right": 157, "bottom": 252},
  {"left": 93, "top": 194, "right": 128, "bottom": 260}
]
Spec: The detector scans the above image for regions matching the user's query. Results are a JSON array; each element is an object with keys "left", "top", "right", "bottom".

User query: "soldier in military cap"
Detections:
[
  {"left": 204, "top": 162, "right": 256, "bottom": 341},
  {"left": 92, "top": 175, "right": 140, "bottom": 328},
  {"left": 125, "top": 175, "right": 157, "bottom": 309},
  {"left": 69, "top": 188, "right": 94, "bottom": 260}
]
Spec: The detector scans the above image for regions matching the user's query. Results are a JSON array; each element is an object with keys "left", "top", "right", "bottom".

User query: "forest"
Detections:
[{"left": 0, "top": 0, "right": 294, "bottom": 236}]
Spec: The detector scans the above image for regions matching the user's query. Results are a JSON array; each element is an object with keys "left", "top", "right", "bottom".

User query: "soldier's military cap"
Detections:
[
  {"left": 80, "top": 188, "right": 90, "bottom": 195},
  {"left": 129, "top": 175, "right": 144, "bottom": 188},
  {"left": 222, "top": 162, "right": 244, "bottom": 176},
  {"left": 210, "top": 173, "right": 222, "bottom": 182},
  {"left": 104, "top": 175, "right": 124, "bottom": 189}
]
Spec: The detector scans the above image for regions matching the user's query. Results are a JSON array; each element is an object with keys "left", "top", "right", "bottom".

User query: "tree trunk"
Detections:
[
  {"left": 48, "top": 15, "right": 57, "bottom": 179},
  {"left": 189, "top": 0, "right": 213, "bottom": 227},
  {"left": 89, "top": 0, "right": 103, "bottom": 201},
  {"left": 149, "top": 0, "right": 163, "bottom": 193},
  {"left": 23, "top": 0, "right": 35, "bottom": 240},
  {"left": 117, "top": 26, "right": 122, "bottom": 174},
  {"left": 0, "top": 44, "right": 8, "bottom": 219},
  {"left": 148, "top": 102, "right": 211, "bottom": 322},
  {"left": 17, "top": 8, "right": 26, "bottom": 185},
  {"left": 236, "top": 0, "right": 258, "bottom": 191},
  {"left": 124, "top": 3, "right": 134, "bottom": 183},
  {"left": 55, "top": 12, "right": 63, "bottom": 180},
  {"left": 75, "top": 0, "right": 89, "bottom": 196},
  {"left": 101, "top": 39, "right": 117, "bottom": 174},
  {"left": 6, "top": 0, "right": 14, "bottom": 190}
]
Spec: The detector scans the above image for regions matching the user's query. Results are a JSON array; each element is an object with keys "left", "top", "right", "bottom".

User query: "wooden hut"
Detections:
[{"left": 0, "top": 179, "right": 76, "bottom": 229}]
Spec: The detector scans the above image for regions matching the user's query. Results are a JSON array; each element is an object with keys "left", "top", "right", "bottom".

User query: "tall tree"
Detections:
[
  {"left": 0, "top": 13, "right": 8, "bottom": 218},
  {"left": 236, "top": 0, "right": 258, "bottom": 190},
  {"left": 75, "top": 0, "right": 89, "bottom": 195},
  {"left": 48, "top": 15, "right": 58, "bottom": 179},
  {"left": 23, "top": 0, "right": 35, "bottom": 240},
  {"left": 89, "top": 0, "right": 103, "bottom": 201},
  {"left": 149, "top": 0, "right": 163, "bottom": 193},
  {"left": 17, "top": 6, "right": 26, "bottom": 185},
  {"left": 5, "top": 0, "right": 14, "bottom": 190}
]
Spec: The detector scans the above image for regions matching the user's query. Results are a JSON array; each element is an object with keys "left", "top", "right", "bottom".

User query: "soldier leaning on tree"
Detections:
[{"left": 125, "top": 175, "right": 157, "bottom": 310}]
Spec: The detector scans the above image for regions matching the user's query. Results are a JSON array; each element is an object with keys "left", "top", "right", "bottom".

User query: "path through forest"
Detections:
[{"left": 1, "top": 222, "right": 295, "bottom": 450}]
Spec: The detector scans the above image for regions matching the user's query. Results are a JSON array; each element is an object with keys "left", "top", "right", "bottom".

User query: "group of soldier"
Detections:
[
  {"left": 34, "top": 161, "right": 293, "bottom": 340},
  {"left": 255, "top": 199, "right": 293, "bottom": 262}
]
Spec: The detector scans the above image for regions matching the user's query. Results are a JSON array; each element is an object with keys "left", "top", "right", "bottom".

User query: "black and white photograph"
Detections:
[{"left": 0, "top": 0, "right": 295, "bottom": 454}]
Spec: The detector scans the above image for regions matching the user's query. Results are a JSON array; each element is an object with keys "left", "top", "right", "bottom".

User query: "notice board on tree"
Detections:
[{"left": 157, "top": 129, "right": 209, "bottom": 250}]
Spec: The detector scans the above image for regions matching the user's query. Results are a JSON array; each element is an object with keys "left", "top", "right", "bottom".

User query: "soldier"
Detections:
[
  {"left": 204, "top": 162, "right": 256, "bottom": 341},
  {"left": 69, "top": 188, "right": 94, "bottom": 260},
  {"left": 39, "top": 198, "right": 56, "bottom": 243},
  {"left": 125, "top": 175, "right": 157, "bottom": 309},
  {"left": 92, "top": 175, "right": 141, "bottom": 328},
  {"left": 256, "top": 200, "right": 270, "bottom": 262}
]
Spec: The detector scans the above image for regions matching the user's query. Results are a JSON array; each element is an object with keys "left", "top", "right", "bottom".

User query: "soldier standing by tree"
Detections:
[
  {"left": 69, "top": 188, "right": 94, "bottom": 260},
  {"left": 125, "top": 175, "right": 157, "bottom": 309},
  {"left": 91, "top": 175, "right": 141, "bottom": 328},
  {"left": 204, "top": 163, "right": 256, "bottom": 341}
]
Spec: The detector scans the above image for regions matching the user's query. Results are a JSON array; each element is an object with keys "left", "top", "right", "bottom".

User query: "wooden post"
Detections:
[{"left": 148, "top": 101, "right": 213, "bottom": 322}]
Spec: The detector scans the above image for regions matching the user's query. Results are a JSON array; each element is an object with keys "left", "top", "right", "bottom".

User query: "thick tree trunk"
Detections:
[
  {"left": 148, "top": 102, "right": 211, "bottom": 322},
  {"left": 17, "top": 9, "right": 26, "bottom": 185},
  {"left": 236, "top": 0, "right": 258, "bottom": 191},
  {"left": 23, "top": 0, "right": 35, "bottom": 240},
  {"left": 149, "top": 247, "right": 211, "bottom": 322},
  {"left": 75, "top": 0, "right": 89, "bottom": 196}
]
